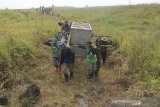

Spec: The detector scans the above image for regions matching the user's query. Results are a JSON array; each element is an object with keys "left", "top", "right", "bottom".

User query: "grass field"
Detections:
[
  {"left": 55, "top": 4, "right": 160, "bottom": 78},
  {"left": 0, "top": 10, "right": 61, "bottom": 84},
  {"left": 0, "top": 4, "right": 160, "bottom": 107}
]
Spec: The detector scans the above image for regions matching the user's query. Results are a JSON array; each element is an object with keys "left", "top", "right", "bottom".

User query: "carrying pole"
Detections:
[{"left": 66, "top": 33, "right": 71, "bottom": 47}]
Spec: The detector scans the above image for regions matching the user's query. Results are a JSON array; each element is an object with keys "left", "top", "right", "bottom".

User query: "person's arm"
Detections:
[
  {"left": 78, "top": 45, "right": 86, "bottom": 49},
  {"left": 72, "top": 52, "right": 75, "bottom": 65},
  {"left": 43, "top": 40, "right": 52, "bottom": 46},
  {"left": 74, "top": 43, "right": 86, "bottom": 49},
  {"left": 62, "top": 25, "right": 65, "bottom": 31}
]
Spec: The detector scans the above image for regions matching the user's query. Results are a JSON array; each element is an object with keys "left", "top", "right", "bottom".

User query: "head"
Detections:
[
  {"left": 97, "top": 38, "right": 101, "bottom": 41},
  {"left": 52, "top": 38, "right": 57, "bottom": 44},
  {"left": 65, "top": 20, "right": 68, "bottom": 24},
  {"left": 87, "top": 41, "right": 92, "bottom": 48}
]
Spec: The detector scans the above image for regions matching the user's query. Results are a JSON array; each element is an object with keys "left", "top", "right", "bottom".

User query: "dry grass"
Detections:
[{"left": 0, "top": 4, "right": 160, "bottom": 107}]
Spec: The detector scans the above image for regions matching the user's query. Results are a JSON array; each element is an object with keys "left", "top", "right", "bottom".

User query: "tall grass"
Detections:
[
  {"left": 0, "top": 4, "right": 159, "bottom": 88},
  {"left": 0, "top": 10, "right": 60, "bottom": 83},
  {"left": 55, "top": 4, "right": 160, "bottom": 79}
]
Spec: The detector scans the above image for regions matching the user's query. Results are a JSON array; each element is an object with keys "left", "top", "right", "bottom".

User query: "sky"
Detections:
[{"left": 0, "top": 0, "right": 160, "bottom": 9}]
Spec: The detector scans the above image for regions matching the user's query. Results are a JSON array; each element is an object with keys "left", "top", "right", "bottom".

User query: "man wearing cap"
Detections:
[
  {"left": 44, "top": 38, "right": 61, "bottom": 74},
  {"left": 75, "top": 41, "right": 97, "bottom": 79},
  {"left": 62, "top": 21, "right": 70, "bottom": 33}
]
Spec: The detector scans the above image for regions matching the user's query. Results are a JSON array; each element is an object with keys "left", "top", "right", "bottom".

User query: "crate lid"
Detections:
[{"left": 71, "top": 22, "right": 92, "bottom": 31}]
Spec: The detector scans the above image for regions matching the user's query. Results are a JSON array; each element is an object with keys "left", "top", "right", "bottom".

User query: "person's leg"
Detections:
[
  {"left": 87, "top": 63, "right": 91, "bottom": 79},
  {"left": 67, "top": 64, "right": 74, "bottom": 79},
  {"left": 87, "top": 63, "right": 94, "bottom": 79},
  {"left": 102, "top": 54, "right": 106, "bottom": 65},
  {"left": 64, "top": 74, "right": 69, "bottom": 82},
  {"left": 95, "top": 62, "right": 100, "bottom": 77},
  {"left": 70, "top": 64, "right": 74, "bottom": 78},
  {"left": 53, "top": 57, "right": 59, "bottom": 72},
  {"left": 92, "top": 63, "right": 96, "bottom": 77},
  {"left": 103, "top": 54, "right": 106, "bottom": 64},
  {"left": 57, "top": 57, "right": 61, "bottom": 74},
  {"left": 61, "top": 63, "right": 69, "bottom": 82}
]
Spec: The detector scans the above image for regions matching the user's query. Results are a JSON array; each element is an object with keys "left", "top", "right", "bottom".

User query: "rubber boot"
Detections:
[
  {"left": 95, "top": 68, "right": 99, "bottom": 77},
  {"left": 70, "top": 72, "right": 73, "bottom": 79},
  {"left": 64, "top": 74, "right": 69, "bottom": 82},
  {"left": 95, "top": 71, "right": 98, "bottom": 77},
  {"left": 87, "top": 73, "right": 93, "bottom": 79}
]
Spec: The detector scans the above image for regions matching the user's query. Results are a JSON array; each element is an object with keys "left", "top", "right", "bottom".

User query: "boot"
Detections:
[
  {"left": 87, "top": 73, "right": 93, "bottom": 79},
  {"left": 70, "top": 72, "right": 73, "bottom": 79},
  {"left": 95, "top": 72, "right": 98, "bottom": 77},
  {"left": 64, "top": 74, "right": 69, "bottom": 82}
]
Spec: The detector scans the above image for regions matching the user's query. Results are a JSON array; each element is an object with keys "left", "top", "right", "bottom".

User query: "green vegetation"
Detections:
[
  {"left": 20, "top": 96, "right": 38, "bottom": 107},
  {"left": 0, "top": 4, "right": 159, "bottom": 97},
  {"left": 0, "top": 10, "right": 60, "bottom": 84},
  {"left": 55, "top": 4, "right": 160, "bottom": 79}
]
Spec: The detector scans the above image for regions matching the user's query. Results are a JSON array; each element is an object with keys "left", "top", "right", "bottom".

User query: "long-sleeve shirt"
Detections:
[
  {"left": 44, "top": 41, "right": 60, "bottom": 58},
  {"left": 62, "top": 24, "right": 70, "bottom": 32},
  {"left": 78, "top": 45, "right": 97, "bottom": 63},
  {"left": 60, "top": 47, "right": 75, "bottom": 65}
]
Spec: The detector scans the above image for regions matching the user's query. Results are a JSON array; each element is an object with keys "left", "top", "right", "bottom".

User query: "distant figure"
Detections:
[
  {"left": 40, "top": 6, "right": 52, "bottom": 15},
  {"left": 59, "top": 42, "right": 75, "bottom": 82},
  {"left": 44, "top": 38, "right": 61, "bottom": 74}
]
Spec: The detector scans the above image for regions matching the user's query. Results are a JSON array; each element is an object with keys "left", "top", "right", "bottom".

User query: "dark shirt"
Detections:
[
  {"left": 100, "top": 47, "right": 107, "bottom": 56},
  {"left": 60, "top": 47, "right": 75, "bottom": 65},
  {"left": 62, "top": 24, "right": 70, "bottom": 33},
  {"left": 95, "top": 48, "right": 101, "bottom": 64}
]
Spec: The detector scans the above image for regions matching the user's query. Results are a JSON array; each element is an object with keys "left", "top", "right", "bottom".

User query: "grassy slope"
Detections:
[
  {"left": 55, "top": 4, "right": 160, "bottom": 78},
  {"left": 0, "top": 4, "right": 160, "bottom": 107},
  {"left": 0, "top": 10, "right": 61, "bottom": 85}
]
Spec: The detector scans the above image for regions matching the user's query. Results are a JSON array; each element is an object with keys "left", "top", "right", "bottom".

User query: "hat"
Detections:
[{"left": 52, "top": 38, "right": 57, "bottom": 43}]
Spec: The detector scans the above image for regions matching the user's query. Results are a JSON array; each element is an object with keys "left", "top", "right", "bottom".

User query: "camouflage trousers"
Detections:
[
  {"left": 87, "top": 62, "right": 97, "bottom": 76},
  {"left": 61, "top": 63, "right": 74, "bottom": 74}
]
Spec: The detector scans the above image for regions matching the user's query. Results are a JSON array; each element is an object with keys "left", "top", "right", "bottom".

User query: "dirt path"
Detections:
[{"left": 8, "top": 44, "right": 160, "bottom": 107}]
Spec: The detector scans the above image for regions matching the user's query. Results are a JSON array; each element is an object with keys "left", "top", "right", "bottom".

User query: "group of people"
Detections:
[
  {"left": 44, "top": 37, "right": 75, "bottom": 82},
  {"left": 44, "top": 21, "right": 108, "bottom": 82},
  {"left": 44, "top": 21, "right": 75, "bottom": 82}
]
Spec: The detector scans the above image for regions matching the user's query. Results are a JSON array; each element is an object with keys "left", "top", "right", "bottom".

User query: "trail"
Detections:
[{"left": 9, "top": 41, "right": 160, "bottom": 107}]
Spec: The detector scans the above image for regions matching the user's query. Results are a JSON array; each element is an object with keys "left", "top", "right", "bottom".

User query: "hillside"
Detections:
[
  {"left": 0, "top": 4, "right": 160, "bottom": 107},
  {"left": 55, "top": 4, "right": 160, "bottom": 89}
]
